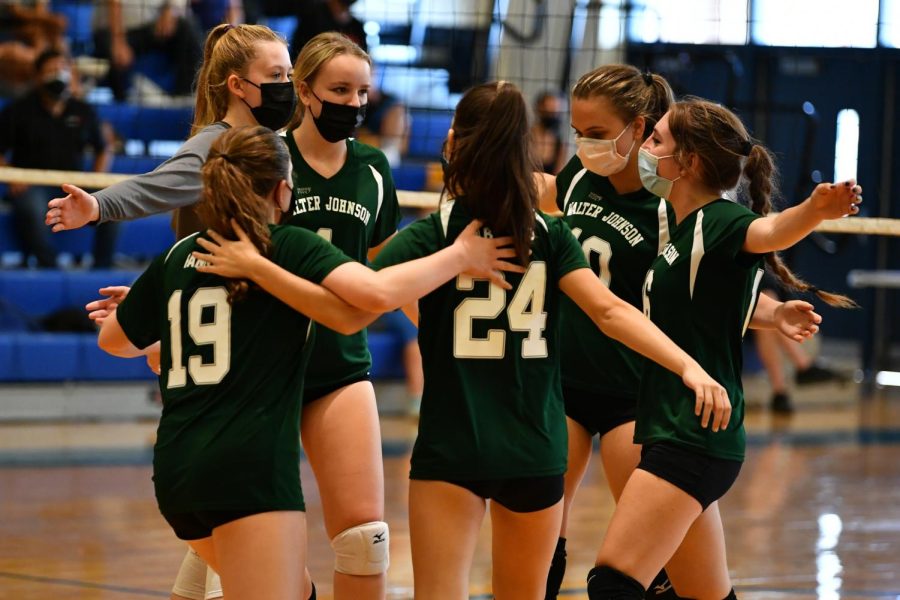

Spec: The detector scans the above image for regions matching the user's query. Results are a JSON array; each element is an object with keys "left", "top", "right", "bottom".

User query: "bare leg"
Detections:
[
  {"left": 595, "top": 469, "right": 702, "bottom": 588},
  {"left": 409, "top": 480, "right": 486, "bottom": 600},
  {"left": 301, "top": 381, "right": 386, "bottom": 599},
  {"left": 560, "top": 417, "right": 593, "bottom": 537},
  {"left": 492, "top": 498, "right": 563, "bottom": 600},
  {"left": 664, "top": 502, "right": 732, "bottom": 599},
  {"left": 209, "top": 511, "right": 306, "bottom": 600},
  {"left": 598, "top": 421, "right": 641, "bottom": 501}
]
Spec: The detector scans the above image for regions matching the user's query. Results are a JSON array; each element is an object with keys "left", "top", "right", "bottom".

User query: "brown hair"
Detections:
[
  {"left": 572, "top": 64, "right": 674, "bottom": 138},
  {"left": 445, "top": 81, "right": 537, "bottom": 265},
  {"left": 667, "top": 98, "right": 856, "bottom": 308},
  {"left": 285, "top": 31, "right": 372, "bottom": 131},
  {"left": 191, "top": 24, "right": 287, "bottom": 137},
  {"left": 196, "top": 125, "right": 290, "bottom": 304}
]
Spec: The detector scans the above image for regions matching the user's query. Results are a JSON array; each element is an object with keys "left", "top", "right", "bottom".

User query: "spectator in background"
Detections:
[
  {"left": 754, "top": 277, "right": 848, "bottom": 413},
  {"left": 358, "top": 76, "right": 409, "bottom": 167},
  {"left": 291, "top": 0, "right": 366, "bottom": 58},
  {"left": 92, "top": 0, "right": 202, "bottom": 101},
  {"left": 0, "top": 48, "right": 117, "bottom": 268},
  {"left": 531, "top": 90, "right": 566, "bottom": 174},
  {"left": 0, "top": 1, "right": 66, "bottom": 96}
]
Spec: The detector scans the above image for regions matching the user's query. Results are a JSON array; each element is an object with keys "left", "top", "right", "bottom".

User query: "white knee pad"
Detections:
[
  {"left": 171, "top": 549, "right": 209, "bottom": 600},
  {"left": 204, "top": 568, "right": 223, "bottom": 600},
  {"left": 330, "top": 521, "right": 390, "bottom": 576},
  {"left": 170, "top": 548, "right": 223, "bottom": 600}
]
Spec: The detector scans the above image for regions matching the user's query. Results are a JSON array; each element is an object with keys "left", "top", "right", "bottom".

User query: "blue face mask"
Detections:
[{"left": 637, "top": 148, "right": 680, "bottom": 198}]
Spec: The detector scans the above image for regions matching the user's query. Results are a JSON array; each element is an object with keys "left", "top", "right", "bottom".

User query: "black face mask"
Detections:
[
  {"left": 42, "top": 78, "right": 68, "bottom": 99},
  {"left": 539, "top": 114, "right": 560, "bottom": 129},
  {"left": 309, "top": 89, "right": 366, "bottom": 143},
  {"left": 241, "top": 79, "right": 297, "bottom": 131}
]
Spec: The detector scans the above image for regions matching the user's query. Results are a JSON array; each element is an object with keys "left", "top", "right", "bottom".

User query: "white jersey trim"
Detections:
[
  {"left": 439, "top": 199, "right": 455, "bottom": 236},
  {"left": 367, "top": 164, "right": 385, "bottom": 224},
  {"left": 165, "top": 232, "right": 200, "bottom": 264},
  {"left": 656, "top": 199, "right": 670, "bottom": 255},
  {"left": 535, "top": 212, "right": 548, "bottom": 231},
  {"left": 689, "top": 210, "right": 705, "bottom": 299},
  {"left": 742, "top": 267, "right": 765, "bottom": 336},
  {"left": 561, "top": 168, "right": 588, "bottom": 212}
]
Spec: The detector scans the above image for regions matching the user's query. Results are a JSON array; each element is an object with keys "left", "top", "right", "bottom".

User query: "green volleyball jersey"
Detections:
[
  {"left": 116, "top": 225, "right": 353, "bottom": 514},
  {"left": 556, "top": 156, "right": 672, "bottom": 398},
  {"left": 636, "top": 199, "right": 764, "bottom": 461},
  {"left": 371, "top": 200, "right": 588, "bottom": 480},
  {"left": 284, "top": 132, "right": 401, "bottom": 391}
]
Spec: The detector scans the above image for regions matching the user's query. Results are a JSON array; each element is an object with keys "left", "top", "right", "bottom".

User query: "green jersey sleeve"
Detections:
[
  {"left": 703, "top": 199, "right": 762, "bottom": 261},
  {"left": 116, "top": 253, "right": 166, "bottom": 350},
  {"left": 369, "top": 215, "right": 441, "bottom": 270}
]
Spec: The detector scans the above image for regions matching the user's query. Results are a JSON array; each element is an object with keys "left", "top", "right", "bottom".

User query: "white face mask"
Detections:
[
  {"left": 637, "top": 148, "right": 680, "bottom": 198},
  {"left": 575, "top": 123, "right": 634, "bottom": 176}
]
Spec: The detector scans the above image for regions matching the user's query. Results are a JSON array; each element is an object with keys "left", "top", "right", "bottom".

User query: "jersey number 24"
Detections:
[{"left": 453, "top": 261, "right": 548, "bottom": 359}]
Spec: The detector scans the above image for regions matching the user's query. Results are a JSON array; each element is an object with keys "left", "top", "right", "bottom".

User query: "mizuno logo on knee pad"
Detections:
[{"left": 331, "top": 521, "right": 390, "bottom": 576}]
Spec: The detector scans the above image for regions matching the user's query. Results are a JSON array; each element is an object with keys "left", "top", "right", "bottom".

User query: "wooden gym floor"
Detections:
[{"left": 0, "top": 377, "right": 898, "bottom": 600}]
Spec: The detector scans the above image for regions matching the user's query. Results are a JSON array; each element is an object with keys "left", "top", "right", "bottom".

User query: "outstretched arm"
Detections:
[
  {"left": 98, "top": 310, "right": 148, "bottom": 358},
  {"left": 749, "top": 293, "right": 821, "bottom": 342},
  {"left": 194, "top": 220, "right": 525, "bottom": 314},
  {"left": 743, "top": 180, "right": 862, "bottom": 254},
  {"left": 560, "top": 268, "right": 731, "bottom": 431}
]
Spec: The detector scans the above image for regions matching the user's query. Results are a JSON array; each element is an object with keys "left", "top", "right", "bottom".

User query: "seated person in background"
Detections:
[
  {"left": 92, "top": 0, "right": 202, "bottom": 101},
  {"left": 291, "top": 0, "right": 366, "bottom": 58},
  {"left": 754, "top": 274, "right": 848, "bottom": 414},
  {"left": 0, "top": 49, "right": 117, "bottom": 268},
  {"left": 531, "top": 89, "right": 566, "bottom": 174},
  {"left": 0, "top": 1, "right": 66, "bottom": 96},
  {"left": 357, "top": 78, "right": 409, "bottom": 167}
]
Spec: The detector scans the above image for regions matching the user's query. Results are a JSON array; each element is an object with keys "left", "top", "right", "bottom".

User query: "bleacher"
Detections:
[{"left": 0, "top": 1, "right": 455, "bottom": 383}]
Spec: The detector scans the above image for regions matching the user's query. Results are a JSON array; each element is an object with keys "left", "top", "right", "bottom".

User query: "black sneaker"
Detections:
[
  {"left": 771, "top": 392, "right": 794, "bottom": 414},
  {"left": 795, "top": 363, "right": 845, "bottom": 386}
]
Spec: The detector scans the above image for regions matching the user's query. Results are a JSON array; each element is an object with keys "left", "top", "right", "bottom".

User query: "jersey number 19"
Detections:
[{"left": 166, "top": 287, "right": 231, "bottom": 388}]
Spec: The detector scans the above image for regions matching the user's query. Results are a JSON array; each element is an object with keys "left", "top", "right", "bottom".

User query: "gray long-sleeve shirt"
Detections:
[{"left": 95, "top": 122, "right": 229, "bottom": 238}]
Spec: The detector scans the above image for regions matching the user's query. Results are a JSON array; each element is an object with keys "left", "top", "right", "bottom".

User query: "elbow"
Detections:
[
  {"left": 362, "top": 287, "right": 394, "bottom": 314},
  {"left": 97, "top": 328, "right": 118, "bottom": 355}
]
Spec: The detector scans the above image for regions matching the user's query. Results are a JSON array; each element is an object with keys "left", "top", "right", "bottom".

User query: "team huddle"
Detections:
[{"left": 43, "top": 23, "right": 862, "bottom": 600}]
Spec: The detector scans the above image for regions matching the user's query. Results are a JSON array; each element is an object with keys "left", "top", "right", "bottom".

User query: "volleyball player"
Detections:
[
  {"left": 94, "top": 125, "right": 524, "bottom": 600},
  {"left": 45, "top": 24, "right": 297, "bottom": 240},
  {"left": 542, "top": 65, "right": 823, "bottom": 599},
  {"left": 279, "top": 32, "right": 400, "bottom": 599},
  {"left": 585, "top": 98, "right": 861, "bottom": 599}
]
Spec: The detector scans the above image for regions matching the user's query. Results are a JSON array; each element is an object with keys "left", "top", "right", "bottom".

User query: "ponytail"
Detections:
[
  {"left": 445, "top": 81, "right": 537, "bottom": 265},
  {"left": 196, "top": 126, "right": 290, "bottom": 304}
]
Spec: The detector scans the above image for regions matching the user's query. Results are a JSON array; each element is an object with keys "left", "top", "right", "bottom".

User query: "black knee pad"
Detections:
[
  {"left": 544, "top": 537, "right": 567, "bottom": 600},
  {"left": 722, "top": 589, "right": 737, "bottom": 600},
  {"left": 587, "top": 565, "right": 645, "bottom": 600},
  {"left": 308, "top": 581, "right": 316, "bottom": 600}
]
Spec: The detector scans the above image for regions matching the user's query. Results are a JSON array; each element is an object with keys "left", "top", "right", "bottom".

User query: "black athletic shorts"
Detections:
[
  {"left": 563, "top": 385, "right": 636, "bottom": 437},
  {"left": 162, "top": 509, "right": 263, "bottom": 540},
  {"left": 638, "top": 442, "right": 742, "bottom": 510},
  {"left": 302, "top": 373, "right": 371, "bottom": 405},
  {"left": 441, "top": 474, "right": 565, "bottom": 513}
]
